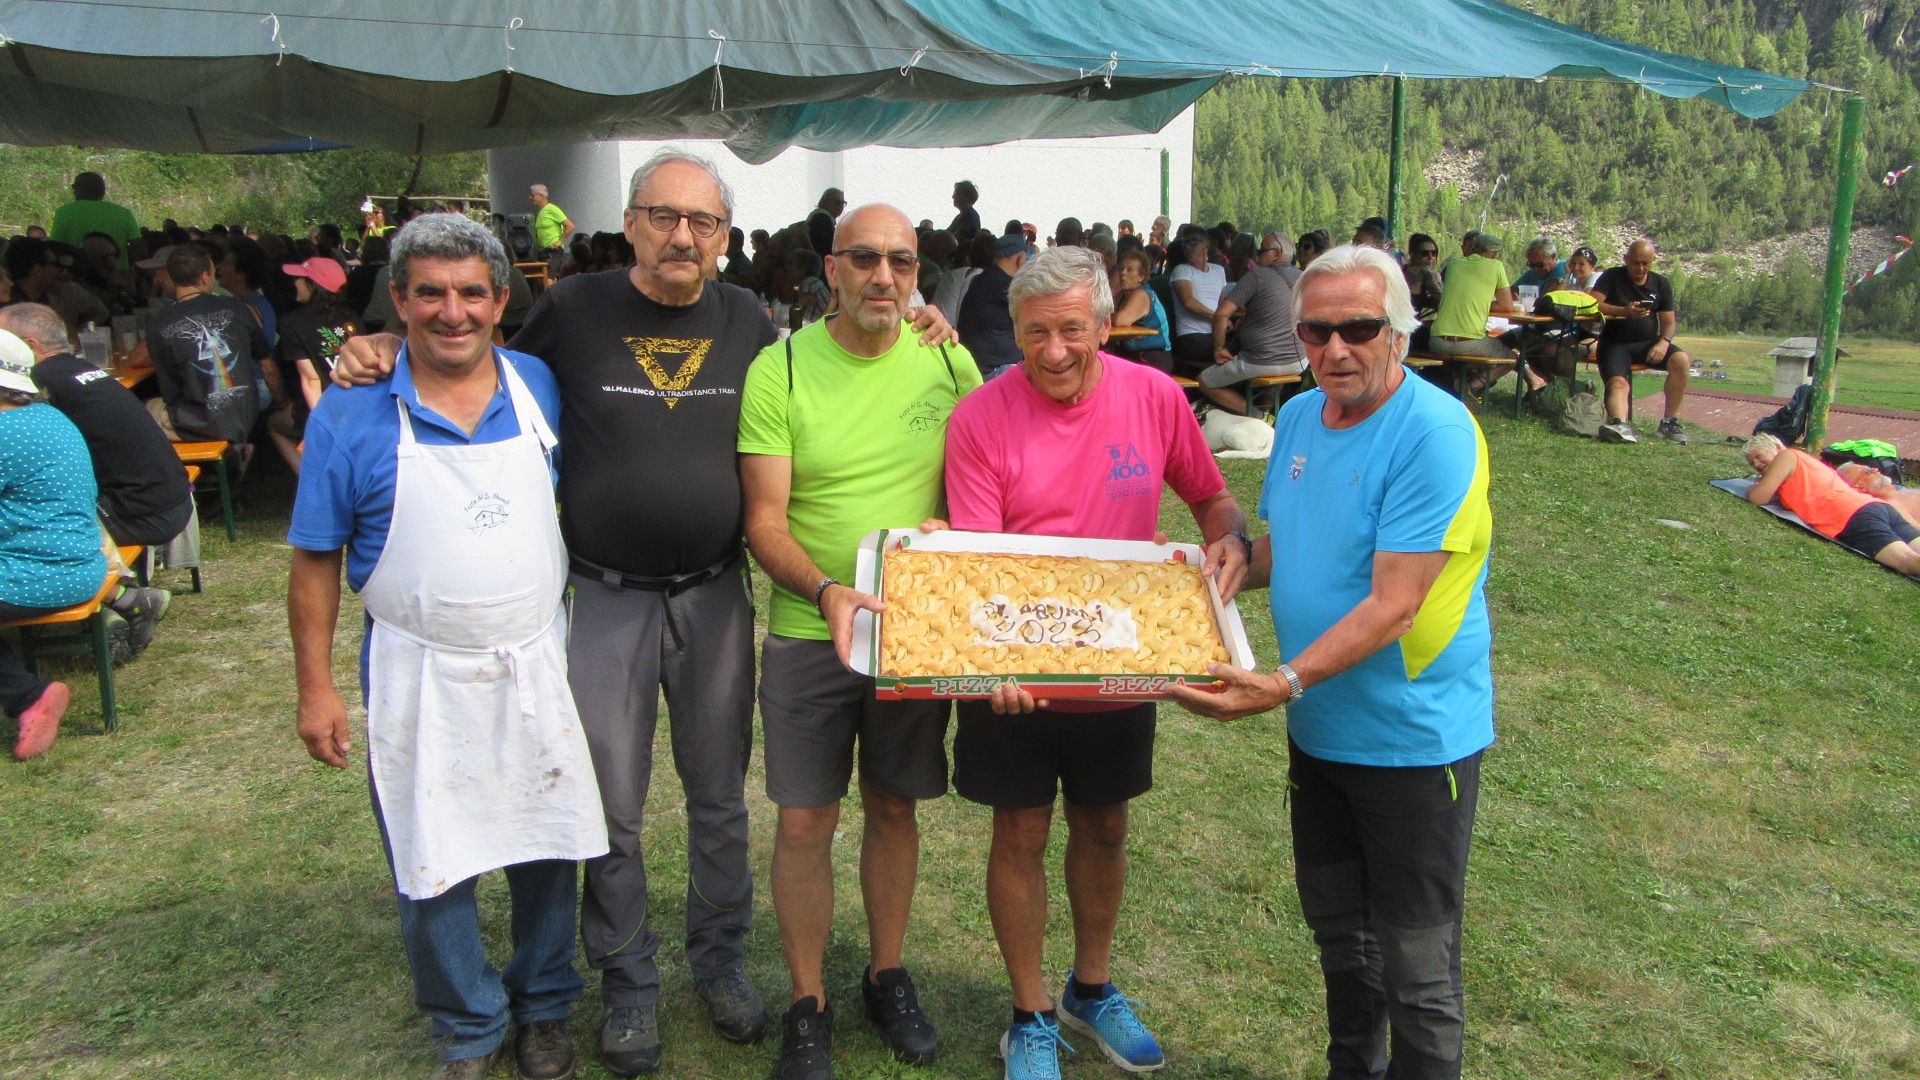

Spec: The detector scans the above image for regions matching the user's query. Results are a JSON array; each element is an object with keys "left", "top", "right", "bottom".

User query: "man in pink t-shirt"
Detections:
[{"left": 931, "top": 246, "right": 1249, "bottom": 1077}]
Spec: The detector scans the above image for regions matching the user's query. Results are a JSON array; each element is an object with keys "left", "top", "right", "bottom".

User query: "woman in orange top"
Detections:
[{"left": 1745, "top": 433, "right": 1920, "bottom": 574}]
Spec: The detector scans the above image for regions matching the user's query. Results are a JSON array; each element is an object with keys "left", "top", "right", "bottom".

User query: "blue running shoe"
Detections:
[
  {"left": 1000, "top": 1012, "right": 1074, "bottom": 1080},
  {"left": 1058, "top": 973, "right": 1164, "bottom": 1072}
]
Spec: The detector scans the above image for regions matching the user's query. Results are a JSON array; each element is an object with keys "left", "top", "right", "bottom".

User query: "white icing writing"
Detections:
[{"left": 969, "top": 594, "right": 1138, "bottom": 651}]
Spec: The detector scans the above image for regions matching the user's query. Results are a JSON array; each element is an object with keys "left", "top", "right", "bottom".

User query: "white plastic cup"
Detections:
[{"left": 78, "top": 327, "right": 111, "bottom": 368}]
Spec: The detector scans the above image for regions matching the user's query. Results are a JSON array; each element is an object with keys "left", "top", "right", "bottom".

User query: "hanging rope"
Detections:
[
  {"left": 900, "top": 45, "right": 928, "bottom": 76},
  {"left": 709, "top": 28, "right": 726, "bottom": 110},
  {"left": 503, "top": 16, "right": 522, "bottom": 73},
  {"left": 262, "top": 12, "right": 286, "bottom": 65}
]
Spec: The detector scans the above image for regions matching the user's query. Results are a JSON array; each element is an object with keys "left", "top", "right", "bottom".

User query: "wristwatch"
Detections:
[{"left": 1277, "top": 663, "right": 1305, "bottom": 705}]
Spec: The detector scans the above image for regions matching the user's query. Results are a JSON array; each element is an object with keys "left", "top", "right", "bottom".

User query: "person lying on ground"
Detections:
[
  {"left": 1745, "top": 433, "right": 1920, "bottom": 575},
  {"left": 1837, "top": 461, "right": 1920, "bottom": 530}
]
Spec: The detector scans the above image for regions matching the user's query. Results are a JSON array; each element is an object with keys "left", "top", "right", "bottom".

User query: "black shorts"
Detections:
[
  {"left": 1835, "top": 501, "right": 1920, "bottom": 556},
  {"left": 1596, "top": 338, "right": 1681, "bottom": 381},
  {"left": 1172, "top": 333, "right": 1214, "bottom": 371},
  {"left": 952, "top": 700, "right": 1156, "bottom": 810}
]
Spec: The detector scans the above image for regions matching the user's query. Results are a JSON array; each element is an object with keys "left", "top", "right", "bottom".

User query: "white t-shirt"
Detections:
[{"left": 1170, "top": 263, "right": 1229, "bottom": 337}]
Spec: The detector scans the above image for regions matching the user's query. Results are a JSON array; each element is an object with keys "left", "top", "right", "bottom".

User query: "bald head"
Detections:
[{"left": 832, "top": 204, "right": 916, "bottom": 253}]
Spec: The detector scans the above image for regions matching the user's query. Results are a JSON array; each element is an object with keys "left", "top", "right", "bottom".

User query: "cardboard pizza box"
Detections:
[{"left": 850, "top": 528, "right": 1256, "bottom": 701}]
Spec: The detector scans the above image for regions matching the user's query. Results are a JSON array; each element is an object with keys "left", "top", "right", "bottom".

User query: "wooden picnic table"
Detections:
[{"left": 1107, "top": 324, "right": 1156, "bottom": 340}]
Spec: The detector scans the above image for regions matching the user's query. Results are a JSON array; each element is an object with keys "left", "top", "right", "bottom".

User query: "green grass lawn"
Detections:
[
  {"left": 1681, "top": 334, "right": 1920, "bottom": 414},
  {"left": 2, "top": 401, "right": 1917, "bottom": 1079}
]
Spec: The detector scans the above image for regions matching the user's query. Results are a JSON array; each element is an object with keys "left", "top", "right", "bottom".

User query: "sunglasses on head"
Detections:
[
  {"left": 833, "top": 248, "right": 918, "bottom": 274},
  {"left": 1295, "top": 317, "right": 1391, "bottom": 346}
]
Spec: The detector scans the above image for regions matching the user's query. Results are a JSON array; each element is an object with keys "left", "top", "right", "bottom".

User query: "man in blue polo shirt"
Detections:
[
  {"left": 287, "top": 214, "right": 606, "bottom": 1080},
  {"left": 1170, "top": 244, "right": 1493, "bottom": 1080}
]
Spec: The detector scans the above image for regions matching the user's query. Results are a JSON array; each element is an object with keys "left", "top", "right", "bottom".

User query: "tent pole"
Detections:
[
  {"left": 1807, "top": 93, "right": 1864, "bottom": 450},
  {"left": 1387, "top": 76, "right": 1407, "bottom": 243},
  {"left": 1160, "top": 149, "right": 1170, "bottom": 219}
]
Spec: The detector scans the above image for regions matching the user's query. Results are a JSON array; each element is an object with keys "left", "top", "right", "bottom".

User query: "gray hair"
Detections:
[
  {"left": 1008, "top": 246, "right": 1115, "bottom": 325},
  {"left": 390, "top": 213, "right": 511, "bottom": 295},
  {"left": 0, "top": 302, "right": 70, "bottom": 355},
  {"left": 529, "top": 183, "right": 549, "bottom": 198},
  {"left": 1525, "top": 236, "right": 1559, "bottom": 260},
  {"left": 1744, "top": 432, "right": 1785, "bottom": 459},
  {"left": 626, "top": 148, "right": 734, "bottom": 220},
  {"left": 1291, "top": 244, "right": 1420, "bottom": 354}
]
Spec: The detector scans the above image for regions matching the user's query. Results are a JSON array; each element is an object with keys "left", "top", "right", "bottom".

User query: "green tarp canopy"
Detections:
[{"left": 0, "top": 0, "right": 1807, "bottom": 159}]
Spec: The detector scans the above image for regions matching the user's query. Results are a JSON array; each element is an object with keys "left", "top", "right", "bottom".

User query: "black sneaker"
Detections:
[
  {"left": 860, "top": 966, "right": 939, "bottom": 1065},
  {"left": 107, "top": 586, "right": 170, "bottom": 654},
  {"left": 778, "top": 996, "right": 834, "bottom": 1080},
  {"left": 600, "top": 1004, "right": 660, "bottom": 1076},
  {"left": 515, "top": 1018, "right": 575, "bottom": 1080},
  {"left": 695, "top": 968, "right": 768, "bottom": 1043},
  {"left": 1657, "top": 417, "right": 1689, "bottom": 444}
]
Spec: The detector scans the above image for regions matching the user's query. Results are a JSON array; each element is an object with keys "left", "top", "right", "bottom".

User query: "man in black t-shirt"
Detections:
[
  {"left": 1587, "top": 240, "right": 1692, "bottom": 445},
  {"left": 334, "top": 152, "right": 958, "bottom": 1079},
  {"left": 1, "top": 303, "right": 193, "bottom": 547},
  {"left": 955, "top": 234, "right": 1031, "bottom": 377},
  {"left": 143, "top": 245, "right": 267, "bottom": 444}
]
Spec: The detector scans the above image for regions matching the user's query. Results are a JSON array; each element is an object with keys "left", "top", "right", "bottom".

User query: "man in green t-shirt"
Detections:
[
  {"left": 49, "top": 172, "right": 141, "bottom": 269},
  {"left": 739, "top": 203, "right": 980, "bottom": 1080},
  {"left": 1430, "top": 232, "right": 1544, "bottom": 396},
  {"left": 529, "top": 184, "right": 575, "bottom": 255}
]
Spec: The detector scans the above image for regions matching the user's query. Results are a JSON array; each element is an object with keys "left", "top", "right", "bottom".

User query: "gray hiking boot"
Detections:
[
  {"left": 107, "top": 586, "right": 170, "bottom": 653},
  {"left": 1596, "top": 419, "right": 1638, "bottom": 444},
  {"left": 695, "top": 968, "right": 769, "bottom": 1043},
  {"left": 1657, "top": 417, "right": 1689, "bottom": 444},
  {"left": 600, "top": 1004, "right": 661, "bottom": 1076}
]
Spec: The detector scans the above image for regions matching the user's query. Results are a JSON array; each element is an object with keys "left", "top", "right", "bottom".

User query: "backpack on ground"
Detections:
[
  {"left": 1753, "top": 383, "right": 1814, "bottom": 443},
  {"left": 1821, "top": 439, "right": 1904, "bottom": 483},
  {"left": 1537, "top": 377, "right": 1604, "bottom": 437}
]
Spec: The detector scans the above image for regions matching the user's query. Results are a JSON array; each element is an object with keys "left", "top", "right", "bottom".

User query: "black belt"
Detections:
[{"left": 569, "top": 550, "right": 744, "bottom": 596}]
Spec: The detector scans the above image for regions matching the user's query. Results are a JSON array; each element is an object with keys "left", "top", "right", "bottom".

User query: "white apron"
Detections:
[{"left": 362, "top": 353, "right": 607, "bottom": 900}]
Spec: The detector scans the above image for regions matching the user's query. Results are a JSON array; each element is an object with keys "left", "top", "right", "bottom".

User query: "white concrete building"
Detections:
[{"left": 488, "top": 108, "right": 1194, "bottom": 244}]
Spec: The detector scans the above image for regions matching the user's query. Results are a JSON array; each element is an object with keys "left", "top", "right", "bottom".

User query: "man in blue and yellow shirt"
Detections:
[{"left": 1170, "top": 244, "right": 1492, "bottom": 1080}]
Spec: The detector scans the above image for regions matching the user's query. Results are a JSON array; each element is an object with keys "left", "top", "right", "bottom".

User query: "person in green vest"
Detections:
[
  {"left": 530, "top": 184, "right": 575, "bottom": 259},
  {"left": 50, "top": 172, "right": 142, "bottom": 270}
]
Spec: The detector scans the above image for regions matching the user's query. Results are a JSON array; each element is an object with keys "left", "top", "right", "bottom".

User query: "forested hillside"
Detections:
[{"left": 1195, "top": 0, "right": 1920, "bottom": 338}]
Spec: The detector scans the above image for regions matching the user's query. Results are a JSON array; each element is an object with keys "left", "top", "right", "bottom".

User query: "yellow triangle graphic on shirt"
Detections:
[{"left": 626, "top": 337, "right": 712, "bottom": 408}]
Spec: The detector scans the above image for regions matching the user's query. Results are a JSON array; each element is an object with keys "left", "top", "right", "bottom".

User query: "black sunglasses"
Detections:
[
  {"left": 1295, "top": 317, "right": 1392, "bottom": 346},
  {"left": 832, "top": 248, "right": 918, "bottom": 275},
  {"left": 1413, "top": 247, "right": 1439, "bottom": 257}
]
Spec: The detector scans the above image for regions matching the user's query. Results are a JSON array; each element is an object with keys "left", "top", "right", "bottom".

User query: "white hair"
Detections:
[
  {"left": 626, "top": 148, "right": 735, "bottom": 220},
  {"left": 529, "top": 183, "right": 549, "bottom": 198},
  {"left": 1525, "top": 236, "right": 1558, "bottom": 259},
  {"left": 1292, "top": 244, "right": 1420, "bottom": 351},
  {"left": 1744, "top": 432, "right": 1785, "bottom": 459},
  {"left": 1008, "top": 246, "right": 1114, "bottom": 324}
]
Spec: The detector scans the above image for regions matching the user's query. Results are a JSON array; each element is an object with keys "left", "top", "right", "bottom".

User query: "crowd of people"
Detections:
[{"left": 1, "top": 152, "right": 1897, "bottom": 1080}]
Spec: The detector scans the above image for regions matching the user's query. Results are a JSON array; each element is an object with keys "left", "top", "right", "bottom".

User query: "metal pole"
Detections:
[
  {"left": 1807, "top": 93, "right": 1864, "bottom": 450},
  {"left": 1160, "top": 148, "right": 1170, "bottom": 219},
  {"left": 1387, "top": 76, "right": 1407, "bottom": 244}
]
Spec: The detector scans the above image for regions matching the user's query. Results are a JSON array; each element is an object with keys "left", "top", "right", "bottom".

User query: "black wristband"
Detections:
[
  {"left": 812, "top": 577, "right": 839, "bottom": 610},
  {"left": 1226, "top": 530, "right": 1252, "bottom": 555}
]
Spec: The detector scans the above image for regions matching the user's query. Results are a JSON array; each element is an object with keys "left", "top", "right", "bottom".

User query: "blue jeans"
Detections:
[{"left": 372, "top": 786, "right": 584, "bottom": 1061}]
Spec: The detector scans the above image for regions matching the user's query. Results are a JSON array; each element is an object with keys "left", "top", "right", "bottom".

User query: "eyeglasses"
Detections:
[
  {"left": 1527, "top": 260, "right": 1551, "bottom": 270},
  {"left": 1295, "top": 317, "right": 1392, "bottom": 346},
  {"left": 832, "top": 248, "right": 918, "bottom": 275},
  {"left": 627, "top": 204, "right": 726, "bottom": 238}
]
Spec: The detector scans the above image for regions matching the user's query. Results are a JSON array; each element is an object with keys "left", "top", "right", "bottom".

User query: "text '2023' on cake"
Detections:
[{"left": 878, "top": 548, "right": 1229, "bottom": 678}]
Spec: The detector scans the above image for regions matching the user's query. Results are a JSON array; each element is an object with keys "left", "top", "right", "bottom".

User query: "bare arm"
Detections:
[
  {"left": 289, "top": 547, "right": 351, "bottom": 767},
  {"left": 1190, "top": 491, "right": 1249, "bottom": 601},
  {"left": 1748, "top": 449, "right": 1799, "bottom": 506},
  {"left": 1174, "top": 279, "right": 1214, "bottom": 319},
  {"left": 741, "top": 452, "right": 883, "bottom": 668},
  {"left": 1494, "top": 288, "right": 1520, "bottom": 314},
  {"left": 331, "top": 331, "right": 402, "bottom": 388},
  {"left": 296, "top": 356, "right": 325, "bottom": 412},
  {"left": 1114, "top": 288, "right": 1151, "bottom": 327},
  {"left": 1211, "top": 297, "right": 1242, "bottom": 360},
  {"left": 1165, "top": 549, "right": 1451, "bottom": 721}
]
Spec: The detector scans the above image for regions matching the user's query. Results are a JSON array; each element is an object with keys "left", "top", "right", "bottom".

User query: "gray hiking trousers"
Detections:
[{"left": 568, "top": 562, "right": 756, "bottom": 1007}]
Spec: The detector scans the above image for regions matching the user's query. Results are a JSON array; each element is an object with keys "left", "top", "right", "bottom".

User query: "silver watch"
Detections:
[{"left": 1278, "top": 663, "right": 1305, "bottom": 704}]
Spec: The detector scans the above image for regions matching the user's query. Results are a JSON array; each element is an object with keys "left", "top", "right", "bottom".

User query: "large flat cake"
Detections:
[{"left": 878, "top": 548, "right": 1229, "bottom": 678}]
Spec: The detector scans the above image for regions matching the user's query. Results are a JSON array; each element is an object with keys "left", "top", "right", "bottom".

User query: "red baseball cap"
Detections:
[{"left": 283, "top": 257, "right": 347, "bottom": 294}]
